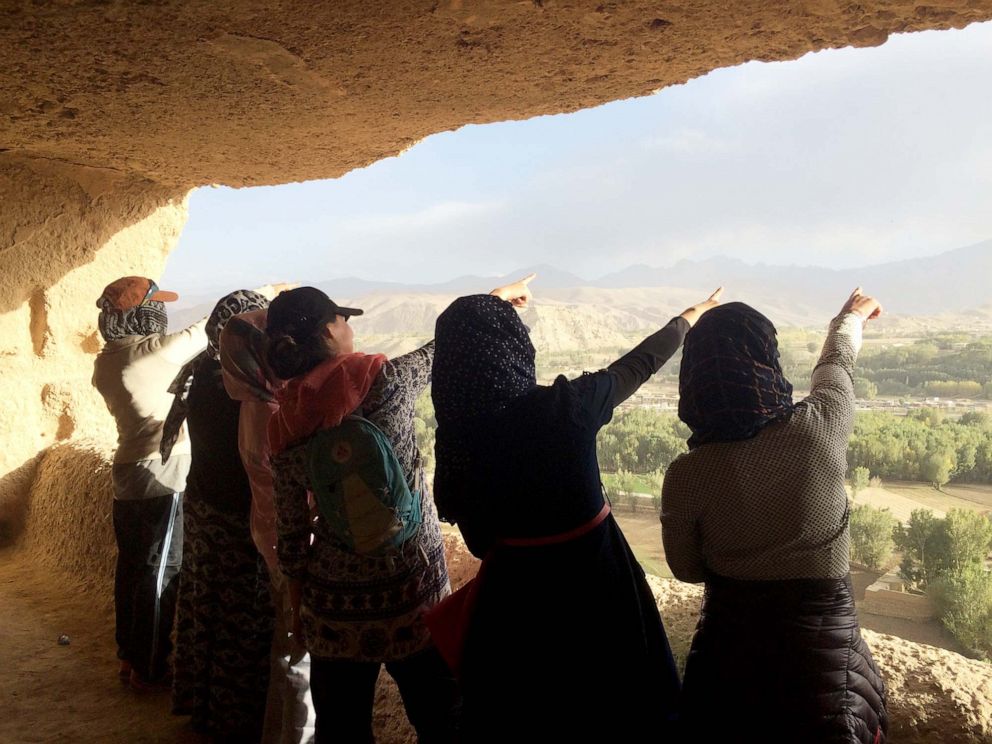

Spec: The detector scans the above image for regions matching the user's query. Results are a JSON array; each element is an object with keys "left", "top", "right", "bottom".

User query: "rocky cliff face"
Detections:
[
  {"left": 5, "top": 2, "right": 991, "bottom": 188},
  {"left": 0, "top": 159, "right": 187, "bottom": 545}
]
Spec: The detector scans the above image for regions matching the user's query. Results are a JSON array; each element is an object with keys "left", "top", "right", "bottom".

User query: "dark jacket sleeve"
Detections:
[{"left": 607, "top": 317, "right": 689, "bottom": 407}]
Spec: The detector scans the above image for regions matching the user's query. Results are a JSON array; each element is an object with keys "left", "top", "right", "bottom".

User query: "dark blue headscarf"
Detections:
[
  {"left": 432, "top": 294, "right": 537, "bottom": 521},
  {"left": 678, "top": 302, "right": 794, "bottom": 449},
  {"left": 433, "top": 295, "right": 537, "bottom": 426}
]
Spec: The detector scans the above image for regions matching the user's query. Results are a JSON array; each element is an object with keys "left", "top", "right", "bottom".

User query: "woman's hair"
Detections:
[{"left": 265, "top": 330, "right": 334, "bottom": 380}]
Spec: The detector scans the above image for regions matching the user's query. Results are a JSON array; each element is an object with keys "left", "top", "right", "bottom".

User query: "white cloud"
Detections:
[
  {"left": 640, "top": 128, "right": 736, "bottom": 155},
  {"left": 337, "top": 200, "right": 504, "bottom": 236}
]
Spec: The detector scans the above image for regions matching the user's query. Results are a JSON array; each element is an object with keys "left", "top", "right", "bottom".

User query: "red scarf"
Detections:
[{"left": 268, "top": 353, "right": 387, "bottom": 454}]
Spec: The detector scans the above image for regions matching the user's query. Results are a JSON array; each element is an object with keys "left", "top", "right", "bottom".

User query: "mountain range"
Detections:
[{"left": 169, "top": 240, "right": 992, "bottom": 353}]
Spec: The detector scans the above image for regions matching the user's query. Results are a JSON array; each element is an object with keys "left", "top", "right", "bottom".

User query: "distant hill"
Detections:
[
  {"left": 595, "top": 240, "right": 992, "bottom": 316},
  {"left": 168, "top": 241, "right": 992, "bottom": 346}
]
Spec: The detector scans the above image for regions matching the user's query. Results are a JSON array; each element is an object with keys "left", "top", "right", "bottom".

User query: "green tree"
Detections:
[
  {"left": 609, "top": 469, "right": 637, "bottom": 512},
  {"left": 943, "top": 509, "right": 992, "bottom": 572},
  {"left": 896, "top": 509, "right": 943, "bottom": 588},
  {"left": 898, "top": 509, "right": 992, "bottom": 588},
  {"left": 930, "top": 563, "right": 992, "bottom": 661},
  {"left": 922, "top": 450, "right": 954, "bottom": 490},
  {"left": 849, "top": 504, "right": 897, "bottom": 571},
  {"left": 853, "top": 378, "right": 877, "bottom": 400},
  {"left": 850, "top": 466, "right": 870, "bottom": 499},
  {"left": 646, "top": 469, "right": 665, "bottom": 512},
  {"left": 959, "top": 411, "right": 992, "bottom": 430},
  {"left": 910, "top": 407, "right": 944, "bottom": 427}
]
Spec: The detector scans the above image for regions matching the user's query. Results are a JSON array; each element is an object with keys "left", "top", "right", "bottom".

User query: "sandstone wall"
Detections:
[
  {"left": 4, "top": 2, "right": 992, "bottom": 188},
  {"left": 20, "top": 439, "right": 117, "bottom": 605},
  {"left": 0, "top": 156, "right": 188, "bottom": 543}
]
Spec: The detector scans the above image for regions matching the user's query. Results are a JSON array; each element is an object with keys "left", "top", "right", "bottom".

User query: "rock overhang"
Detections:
[{"left": 3, "top": 1, "right": 992, "bottom": 189}]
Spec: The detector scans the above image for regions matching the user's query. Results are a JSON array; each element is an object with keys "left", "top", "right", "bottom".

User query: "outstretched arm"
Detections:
[
  {"left": 607, "top": 318, "right": 689, "bottom": 406},
  {"left": 608, "top": 288, "right": 723, "bottom": 406},
  {"left": 802, "top": 288, "right": 882, "bottom": 437},
  {"left": 155, "top": 317, "right": 208, "bottom": 365},
  {"left": 384, "top": 340, "right": 436, "bottom": 396}
]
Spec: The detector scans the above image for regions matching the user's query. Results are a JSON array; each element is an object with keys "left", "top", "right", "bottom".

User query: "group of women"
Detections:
[{"left": 166, "top": 274, "right": 889, "bottom": 744}]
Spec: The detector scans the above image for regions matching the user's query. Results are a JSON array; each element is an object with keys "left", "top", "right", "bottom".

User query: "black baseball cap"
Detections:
[{"left": 266, "top": 287, "right": 363, "bottom": 340}]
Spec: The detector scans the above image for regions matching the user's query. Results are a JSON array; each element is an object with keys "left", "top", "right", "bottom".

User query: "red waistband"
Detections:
[{"left": 500, "top": 502, "right": 611, "bottom": 548}]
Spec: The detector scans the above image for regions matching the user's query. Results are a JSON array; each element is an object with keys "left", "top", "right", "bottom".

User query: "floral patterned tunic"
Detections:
[{"left": 270, "top": 343, "right": 450, "bottom": 662}]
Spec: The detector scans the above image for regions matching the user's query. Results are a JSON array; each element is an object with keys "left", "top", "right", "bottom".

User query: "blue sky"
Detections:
[{"left": 163, "top": 22, "right": 992, "bottom": 296}]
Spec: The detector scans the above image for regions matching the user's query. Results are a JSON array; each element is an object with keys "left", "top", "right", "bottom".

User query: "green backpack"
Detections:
[{"left": 305, "top": 415, "right": 422, "bottom": 555}]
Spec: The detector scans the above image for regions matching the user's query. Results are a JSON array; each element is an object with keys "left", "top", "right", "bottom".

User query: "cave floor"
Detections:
[{"left": 0, "top": 550, "right": 204, "bottom": 744}]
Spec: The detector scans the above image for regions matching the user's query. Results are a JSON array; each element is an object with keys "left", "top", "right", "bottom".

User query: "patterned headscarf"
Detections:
[
  {"left": 678, "top": 302, "right": 794, "bottom": 450},
  {"left": 432, "top": 294, "right": 537, "bottom": 426},
  {"left": 432, "top": 294, "right": 537, "bottom": 522},
  {"left": 220, "top": 309, "right": 277, "bottom": 404},
  {"left": 205, "top": 290, "right": 269, "bottom": 360},
  {"left": 97, "top": 301, "right": 168, "bottom": 342},
  {"left": 161, "top": 290, "right": 269, "bottom": 461}
]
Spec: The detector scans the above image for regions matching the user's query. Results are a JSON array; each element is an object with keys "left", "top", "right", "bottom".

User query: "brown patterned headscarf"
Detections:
[
  {"left": 160, "top": 290, "right": 269, "bottom": 461},
  {"left": 678, "top": 302, "right": 794, "bottom": 449}
]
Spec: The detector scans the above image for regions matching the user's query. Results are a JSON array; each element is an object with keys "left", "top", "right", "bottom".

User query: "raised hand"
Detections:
[
  {"left": 841, "top": 287, "right": 883, "bottom": 322},
  {"left": 679, "top": 287, "right": 724, "bottom": 327},
  {"left": 490, "top": 272, "right": 537, "bottom": 308}
]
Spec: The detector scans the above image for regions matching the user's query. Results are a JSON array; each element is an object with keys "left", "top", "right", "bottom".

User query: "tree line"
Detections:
[
  {"left": 854, "top": 336, "right": 992, "bottom": 399},
  {"left": 416, "top": 396, "right": 992, "bottom": 489},
  {"left": 847, "top": 410, "right": 992, "bottom": 487}
]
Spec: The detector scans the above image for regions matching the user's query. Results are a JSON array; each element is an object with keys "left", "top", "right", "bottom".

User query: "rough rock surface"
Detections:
[
  {"left": 21, "top": 440, "right": 119, "bottom": 605},
  {"left": 2, "top": 1, "right": 991, "bottom": 187},
  {"left": 0, "top": 159, "right": 186, "bottom": 544}
]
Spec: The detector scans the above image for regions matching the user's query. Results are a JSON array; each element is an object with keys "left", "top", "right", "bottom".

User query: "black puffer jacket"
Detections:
[{"left": 679, "top": 574, "right": 888, "bottom": 743}]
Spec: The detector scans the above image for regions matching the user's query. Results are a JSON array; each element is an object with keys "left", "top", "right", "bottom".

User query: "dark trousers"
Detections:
[
  {"left": 113, "top": 492, "right": 183, "bottom": 681},
  {"left": 310, "top": 646, "right": 460, "bottom": 744}
]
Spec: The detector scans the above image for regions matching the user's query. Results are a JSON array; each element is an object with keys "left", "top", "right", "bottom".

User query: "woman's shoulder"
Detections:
[
  {"left": 664, "top": 448, "right": 702, "bottom": 483},
  {"left": 509, "top": 375, "right": 585, "bottom": 416},
  {"left": 548, "top": 370, "right": 612, "bottom": 407},
  {"left": 766, "top": 404, "right": 835, "bottom": 450}
]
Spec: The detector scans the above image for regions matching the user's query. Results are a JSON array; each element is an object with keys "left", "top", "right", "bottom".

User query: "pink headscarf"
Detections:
[{"left": 220, "top": 309, "right": 283, "bottom": 574}]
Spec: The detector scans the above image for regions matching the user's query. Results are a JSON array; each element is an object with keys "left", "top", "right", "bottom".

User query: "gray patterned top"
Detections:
[
  {"left": 661, "top": 313, "right": 863, "bottom": 582},
  {"left": 271, "top": 342, "right": 451, "bottom": 661}
]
